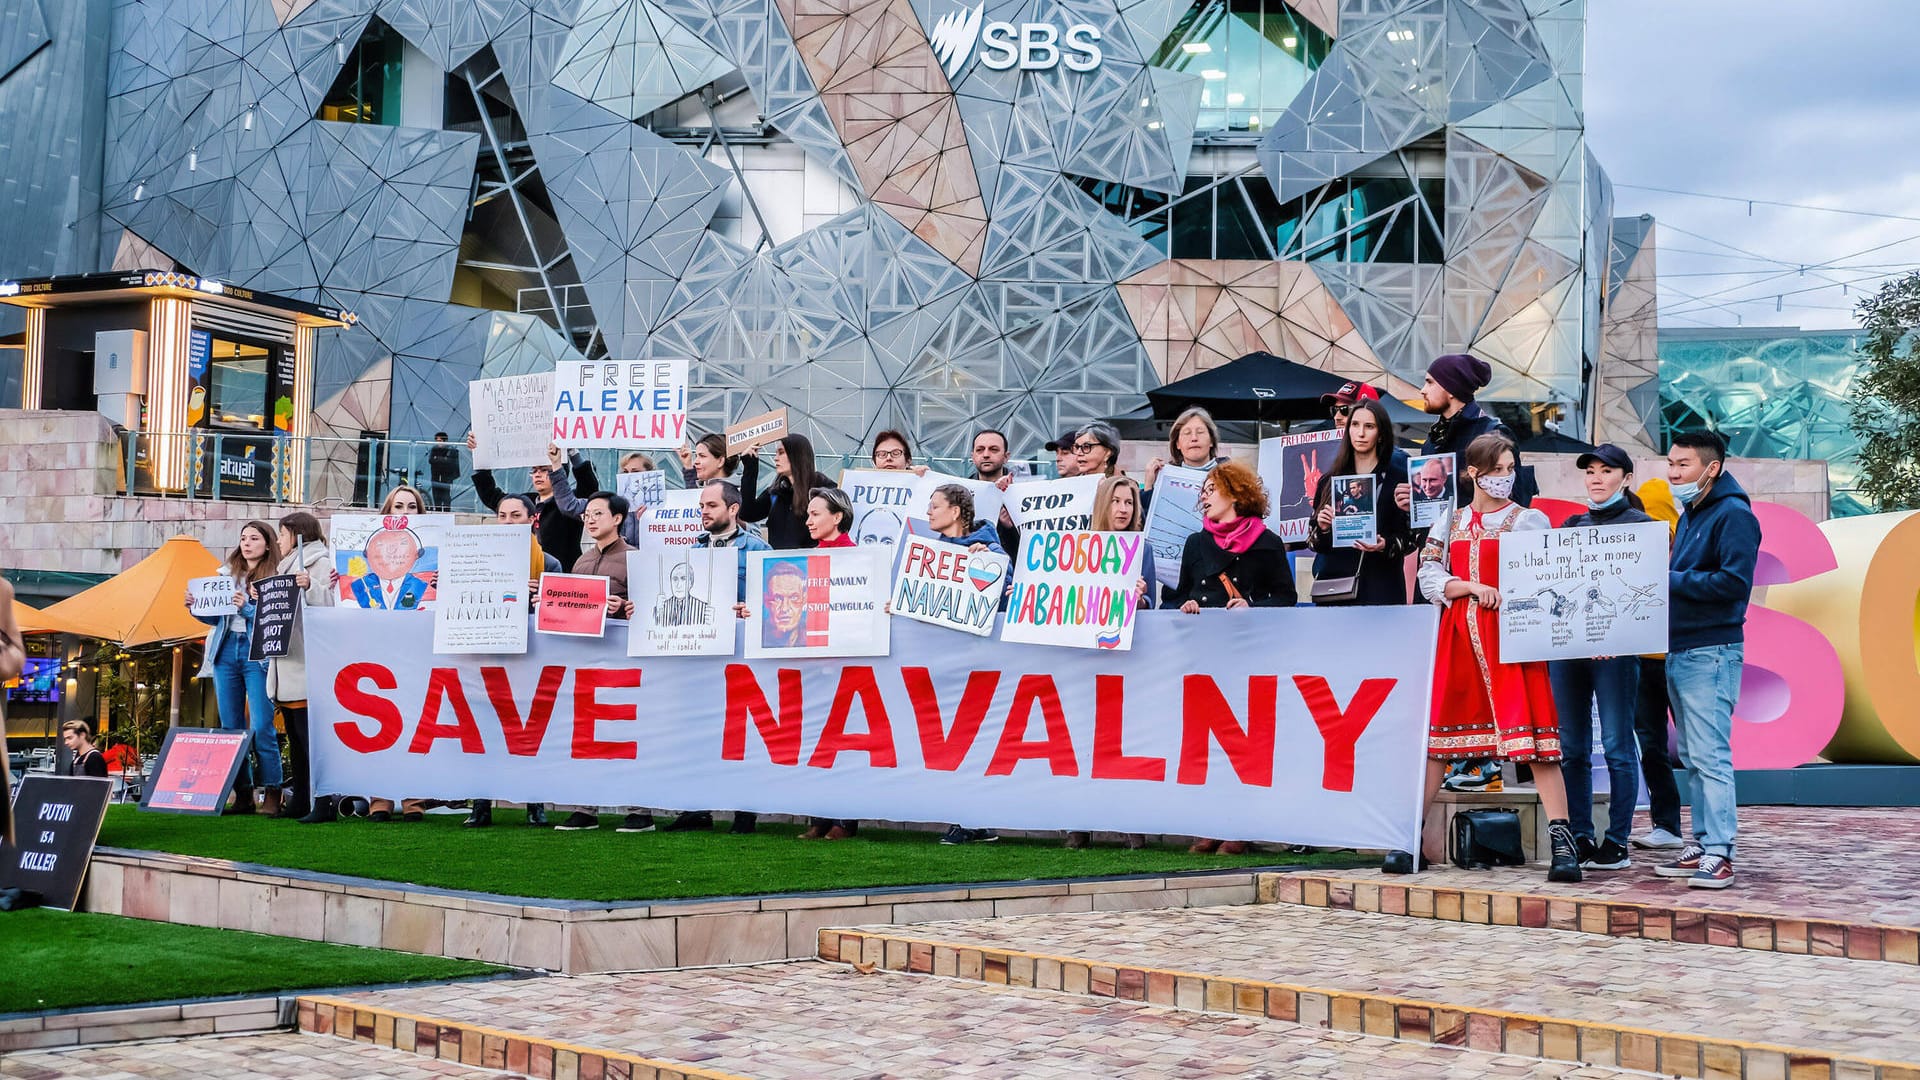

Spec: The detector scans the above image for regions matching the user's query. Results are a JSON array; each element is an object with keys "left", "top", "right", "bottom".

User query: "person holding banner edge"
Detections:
[
  {"left": 793, "top": 486, "right": 859, "bottom": 840},
  {"left": 262, "top": 511, "right": 333, "bottom": 822},
  {"left": 1405, "top": 433, "right": 1581, "bottom": 882},
  {"left": 188, "top": 521, "right": 286, "bottom": 816},
  {"left": 924, "top": 483, "right": 1008, "bottom": 848},
  {"left": 1309, "top": 398, "right": 1414, "bottom": 606}
]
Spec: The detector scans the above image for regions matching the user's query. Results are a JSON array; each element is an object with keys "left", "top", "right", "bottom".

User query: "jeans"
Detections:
[
  {"left": 1633, "top": 656, "right": 1683, "bottom": 835},
  {"left": 1666, "top": 643, "right": 1742, "bottom": 858},
  {"left": 1548, "top": 656, "right": 1640, "bottom": 847},
  {"left": 212, "top": 631, "right": 282, "bottom": 788}
]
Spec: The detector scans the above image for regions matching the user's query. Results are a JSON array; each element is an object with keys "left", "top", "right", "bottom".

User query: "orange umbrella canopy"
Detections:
[
  {"left": 12, "top": 599, "right": 62, "bottom": 634},
  {"left": 42, "top": 536, "right": 222, "bottom": 645}
]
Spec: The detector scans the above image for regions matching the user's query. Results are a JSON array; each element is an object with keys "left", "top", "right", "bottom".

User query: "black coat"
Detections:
[
  {"left": 738, "top": 455, "right": 819, "bottom": 550},
  {"left": 1308, "top": 454, "right": 1415, "bottom": 606},
  {"left": 1423, "top": 403, "right": 1536, "bottom": 507},
  {"left": 472, "top": 455, "right": 599, "bottom": 572},
  {"left": 1164, "top": 528, "right": 1296, "bottom": 609}
]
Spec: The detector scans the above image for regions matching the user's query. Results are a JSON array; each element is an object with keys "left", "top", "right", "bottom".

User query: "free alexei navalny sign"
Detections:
[
  {"left": 0, "top": 775, "right": 112, "bottom": 911},
  {"left": 304, "top": 605, "right": 1438, "bottom": 851},
  {"left": 551, "top": 359, "right": 687, "bottom": 450}
]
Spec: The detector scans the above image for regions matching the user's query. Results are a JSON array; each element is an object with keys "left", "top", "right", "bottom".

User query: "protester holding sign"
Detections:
[
  {"left": 1073, "top": 422, "right": 1123, "bottom": 479},
  {"left": 1545, "top": 445, "right": 1654, "bottom": 872},
  {"left": 468, "top": 430, "right": 599, "bottom": 572},
  {"left": 188, "top": 520, "right": 284, "bottom": 816},
  {"left": 969, "top": 428, "right": 1022, "bottom": 556},
  {"left": 261, "top": 512, "right": 332, "bottom": 821},
  {"left": 464, "top": 497, "right": 556, "bottom": 830},
  {"left": 926, "top": 484, "right": 1003, "bottom": 554},
  {"left": 740, "top": 434, "right": 833, "bottom": 549},
  {"left": 1411, "top": 433, "right": 1579, "bottom": 883},
  {"left": 1397, "top": 353, "right": 1534, "bottom": 512},
  {"left": 1165, "top": 462, "right": 1294, "bottom": 615},
  {"left": 872, "top": 429, "right": 929, "bottom": 477},
  {"left": 676, "top": 432, "right": 739, "bottom": 486},
  {"left": 1143, "top": 406, "right": 1226, "bottom": 491},
  {"left": 1309, "top": 399, "right": 1414, "bottom": 606},
  {"left": 550, "top": 443, "right": 640, "bottom": 547}
]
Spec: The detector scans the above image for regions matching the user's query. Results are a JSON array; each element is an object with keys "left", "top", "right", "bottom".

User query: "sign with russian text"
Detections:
[
  {"left": 0, "top": 775, "right": 111, "bottom": 910},
  {"left": 248, "top": 574, "right": 301, "bottom": 660},
  {"left": 629, "top": 548, "right": 737, "bottom": 657},
  {"left": 186, "top": 575, "right": 238, "bottom": 617},
  {"left": 726, "top": 408, "right": 788, "bottom": 455},
  {"left": 1005, "top": 475, "right": 1100, "bottom": 532},
  {"left": 891, "top": 535, "right": 1009, "bottom": 636},
  {"left": 634, "top": 489, "right": 705, "bottom": 548},
  {"left": 552, "top": 359, "right": 688, "bottom": 449},
  {"left": 536, "top": 573, "right": 610, "bottom": 638},
  {"left": 433, "top": 526, "right": 531, "bottom": 655},
  {"left": 1143, "top": 466, "right": 1207, "bottom": 588},
  {"left": 304, "top": 606, "right": 1438, "bottom": 850},
  {"left": 1002, "top": 530, "right": 1144, "bottom": 651},
  {"left": 744, "top": 548, "right": 890, "bottom": 659},
  {"left": 1499, "top": 521, "right": 1669, "bottom": 662},
  {"left": 1260, "top": 430, "right": 1341, "bottom": 542},
  {"left": 469, "top": 373, "right": 555, "bottom": 469},
  {"left": 139, "top": 728, "right": 249, "bottom": 814}
]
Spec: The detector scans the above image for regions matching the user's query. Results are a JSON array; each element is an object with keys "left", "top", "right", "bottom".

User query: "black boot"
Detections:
[
  {"left": 297, "top": 796, "right": 338, "bottom": 824},
  {"left": 224, "top": 786, "right": 256, "bottom": 815},
  {"left": 525, "top": 803, "right": 548, "bottom": 826},
  {"left": 1547, "top": 819, "right": 1583, "bottom": 883},
  {"left": 663, "top": 811, "right": 713, "bottom": 832},
  {"left": 464, "top": 800, "right": 493, "bottom": 828},
  {"left": 728, "top": 812, "right": 757, "bottom": 835}
]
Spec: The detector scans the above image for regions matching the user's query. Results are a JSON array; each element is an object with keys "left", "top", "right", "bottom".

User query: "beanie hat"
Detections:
[{"left": 1428, "top": 353, "right": 1493, "bottom": 403}]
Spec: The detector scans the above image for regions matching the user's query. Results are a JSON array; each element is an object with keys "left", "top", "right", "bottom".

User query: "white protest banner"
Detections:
[
  {"left": 1002, "top": 530, "right": 1145, "bottom": 651},
  {"left": 1143, "top": 465, "right": 1207, "bottom": 587},
  {"left": 890, "top": 534, "right": 1009, "bottom": 636},
  {"left": 468, "top": 373, "right": 555, "bottom": 469},
  {"left": 744, "top": 547, "right": 890, "bottom": 659},
  {"left": 1259, "top": 429, "right": 1341, "bottom": 542},
  {"left": 725, "top": 408, "right": 788, "bottom": 455},
  {"left": 1330, "top": 474, "right": 1378, "bottom": 549},
  {"left": 912, "top": 471, "right": 1005, "bottom": 535},
  {"left": 628, "top": 548, "right": 738, "bottom": 657},
  {"left": 1499, "top": 521, "right": 1669, "bottom": 662},
  {"left": 432, "top": 526, "right": 531, "bottom": 655},
  {"left": 186, "top": 576, "right": 238, "bottom": 617},
  {"left": 842, "top": 468, "right": 918, "bottom": 549},
  {"left": 305, "top": 605, "right": 1439, "bottom": 850},
  {"left": 1408, "top": 453, "right": 1458, "bottom": 530},
  {"left": 1005, "top": 475, "right": 1100, "bottom": 531},
  {"left": 551, "top": 358, "right": 687, "bottom": 449},
  {"left": 331, "top": 513, "right": 454, "bottom": 612},
  {"left": 633, "top": 489, "right": 705, "bottom": 549},
  {"left": 616, "top": 469, "right": 667, "bottom": 511}
]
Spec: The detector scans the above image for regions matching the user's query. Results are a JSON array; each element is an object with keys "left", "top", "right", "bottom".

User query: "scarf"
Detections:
[{"left": 1204, "top": 514, "right": 1263, "bottom": 554}]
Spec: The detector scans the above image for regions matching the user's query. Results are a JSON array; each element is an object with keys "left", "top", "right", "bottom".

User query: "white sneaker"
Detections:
[{"left": 1634, "top": 827, "right": 1685, "bottom": 850}]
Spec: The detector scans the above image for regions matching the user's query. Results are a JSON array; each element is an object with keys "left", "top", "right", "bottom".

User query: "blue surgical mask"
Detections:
[
  {"left": 1588, "top": 489, "right": 1625, "bottom": 511},
  {"left": 1671, "top": 480, "right": 1702, "bottom": 505}
]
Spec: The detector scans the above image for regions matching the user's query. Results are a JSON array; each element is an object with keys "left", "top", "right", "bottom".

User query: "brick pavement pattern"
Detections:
[
  {"left": 850, "top": 902, "right": 1920, "bottom": 1067},
  {"left": 313, "top": 962, "right": 1655, "bottom": 1078},
  {"left": 0, "top": 1031, "right": 506, "bottom": 1079}
]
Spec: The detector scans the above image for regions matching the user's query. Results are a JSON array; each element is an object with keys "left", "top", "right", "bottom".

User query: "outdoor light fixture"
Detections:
[
  {"left": 188, "top": 147, "right": 198, "bottom": 171},
  {"left": 133, "top": 182, "right": 144, "bottom": 201},
  {"left": 336, "top": 38, "right": 346, "bottom": 63},
  {"left": 1282, "top": 35, "right": 1297, "bottom": 48},
  {"left": 243, "top": 106, "right": 254, "bottom": 130}
]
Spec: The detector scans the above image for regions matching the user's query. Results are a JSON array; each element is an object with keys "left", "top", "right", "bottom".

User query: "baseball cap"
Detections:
[
  {"left": 1043, "top": 429, "right": 1080, "bottom": 451},
  {"left": 1320, "top": 380, "right": 1381, "bottom": 406},
  {"left": 1574, "top": 444, "right": 1635, "bottom": 473}
]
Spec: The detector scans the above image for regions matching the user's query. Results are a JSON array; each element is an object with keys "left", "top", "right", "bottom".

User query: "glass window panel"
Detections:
[
  {"left": 1151, "top": 1, "right": 1328, "bottom": 131},
  {"left": 1170, "top": 182, "right": 1215, "bottom": 258},
  {"left": 1214, "top": 181, "right": 1267, "bottom": 259}
]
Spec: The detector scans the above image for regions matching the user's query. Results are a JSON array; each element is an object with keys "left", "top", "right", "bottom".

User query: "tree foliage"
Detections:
[{"left": 1849, "top": 272, "right": 1920, "bottom": 511}]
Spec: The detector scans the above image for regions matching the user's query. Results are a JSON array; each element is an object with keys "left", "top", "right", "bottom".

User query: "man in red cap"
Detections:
[{"left": 1321, "top": 380, "right": 1379, "bottom": 433}]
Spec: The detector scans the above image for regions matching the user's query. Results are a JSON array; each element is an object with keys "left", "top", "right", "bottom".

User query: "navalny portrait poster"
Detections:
[{"left": 743, "top": 547, "right": 890, "bottom": 659}]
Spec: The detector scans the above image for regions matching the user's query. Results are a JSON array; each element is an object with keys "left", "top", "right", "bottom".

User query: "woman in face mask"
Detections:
[
  {"left": 1545, "top": 445, "right": 1655, "bottom": 873},
  {"left": 1405, "top": 433, "right": 1581, "bottom": 883}
]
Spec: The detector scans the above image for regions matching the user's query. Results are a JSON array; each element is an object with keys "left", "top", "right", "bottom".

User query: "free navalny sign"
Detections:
[{"left": 303, "top": 606, "right": 1438, "bottom": 850}]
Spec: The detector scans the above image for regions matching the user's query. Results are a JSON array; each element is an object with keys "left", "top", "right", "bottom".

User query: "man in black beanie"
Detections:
[{"left": 1396, "top": 352, "right": 1534, "bottom": 511}]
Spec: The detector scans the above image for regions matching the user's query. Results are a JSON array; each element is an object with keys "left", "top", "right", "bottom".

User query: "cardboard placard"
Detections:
[
  {"left": 1142, "top": 465, "right": 1207, "bottom": 588},
  {"left": 725, "top": 408, "right": 788, "bottom": 455},
  {"left": 1330, "top": 474, "right": 1379, "bottom": 549},
  {"left": 551, "top": 359, "right": 688, "bottom": 449},
  {"left": 186, "top": 575, "right": 238, "bottom": 617},
  {"left": 1002, "top": 530, "right": 1145, "bottom": 651},
  {"left": 1259, "top": 429, "right": 1342, "bottom": 543},
  {"left": 536, "top": 573, "right": 611, "bottom": 637},
  {"left": 744, "top": 548, "right": 890, "bottom": 659},
  {"left": 628, "top": 548, "right": 739, "bottom": 657},
  {"left": 433, "top": 526, "right": 532, "bottom": 655},
  {"left": 249, "top": 574, "right": 302, "bottom": 660},
  {"left": 469, "top": 372, "right": 556, "bottom": 469},
  {"left": 890, "top": 535, "right": 1009, "bottom": 636},
  {"left": 0, "top": 775, "right": 112, "bottom": 910},
  {"left": 1408, "top": 453, "right": 1458, "bottom": 529},
  {"left": 139, "top": 727, "right": 250, "bottom": 814},
  {"left": 1499, "top": 521, "right": 1670, "bottom": 662}
]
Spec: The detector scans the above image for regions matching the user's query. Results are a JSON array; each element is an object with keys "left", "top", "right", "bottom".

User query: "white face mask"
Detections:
[{"left": 1475, "top": 473, "right": 1516, "bottom": 500}]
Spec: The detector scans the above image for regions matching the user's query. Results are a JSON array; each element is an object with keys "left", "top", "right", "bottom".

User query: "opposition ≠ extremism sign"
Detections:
[{"left": 928, "top": 2, "right": 1102, "bottom": 79}]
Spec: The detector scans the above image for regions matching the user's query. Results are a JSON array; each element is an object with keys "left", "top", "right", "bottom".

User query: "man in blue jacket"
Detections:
[{"left": 1654, "top": 431, "right": 1759, "bottom": 890}]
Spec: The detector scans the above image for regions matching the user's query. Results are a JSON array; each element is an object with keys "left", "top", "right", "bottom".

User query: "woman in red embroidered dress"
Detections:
[{"left": 1405, "top": 434, "right": 1581, "bottom": 882}]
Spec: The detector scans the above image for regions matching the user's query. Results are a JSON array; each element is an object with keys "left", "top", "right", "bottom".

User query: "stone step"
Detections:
[
  {"left": 296, "top": 963, "right": 1660, "bottom": 1079},
  {"left": 821, "top": 903, "right": 1920, "bottom": 1079},
  {"left": 0, "top": 1030, "right": 508, "bottom": 1079}
]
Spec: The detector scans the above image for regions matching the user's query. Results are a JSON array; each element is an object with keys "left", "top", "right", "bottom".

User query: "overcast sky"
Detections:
[{"left": 1584, "top": 0, "right": 1920, "bottom": 331}]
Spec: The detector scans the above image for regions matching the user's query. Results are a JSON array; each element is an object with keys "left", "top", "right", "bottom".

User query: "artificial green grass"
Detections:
[
  {"left": 98, "top": 806, "right": 1361, "bottom": 903},
  {"left": 2, "top": 909, "right": 505, "bottom": 1013}
]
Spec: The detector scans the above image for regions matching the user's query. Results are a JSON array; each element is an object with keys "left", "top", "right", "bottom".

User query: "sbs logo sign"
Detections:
[{"left": 929, "top": 2, "right": 1103, "bottom": 79}]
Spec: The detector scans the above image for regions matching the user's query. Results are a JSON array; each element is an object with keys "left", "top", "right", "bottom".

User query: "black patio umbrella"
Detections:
[
  {"left": 1517, "top": 429, "right": 1597, "bottom": 456},
  {"left": 1146, "top": 351, "right": 1430, "bottom": 426}
]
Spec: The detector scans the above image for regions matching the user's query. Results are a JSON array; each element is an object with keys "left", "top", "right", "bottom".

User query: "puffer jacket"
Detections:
[{"left": 266, "top": 541, "right": 336, "bottom": 703}]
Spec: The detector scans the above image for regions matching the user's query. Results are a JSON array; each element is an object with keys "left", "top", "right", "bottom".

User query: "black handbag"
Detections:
[
  {"left": 1310, "top": 553, "right": 1363, "bottom": 604},
  {"left": 1448, "top": 808, "right": 1526, "bottom": 869}
]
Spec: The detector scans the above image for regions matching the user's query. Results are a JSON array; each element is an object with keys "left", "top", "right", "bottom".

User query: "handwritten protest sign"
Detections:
[
  {"left": 331, "top": 513, "right": 451, "bottom": 611},
  {"left": 1499, "top": 521, "right": 1669, "bottom": 662},
  {"left": 628, "top": 548, "right": 737, "bottom": 657},
  {"left": 1005, "top": 476, "right": 1101, "bottom": 532},
  {"left": 1408, "top": 453, "right": 1458, "bottom": 529},
  {"left": 433, "top": 526, "right": 531, "bottom": 655},
  {"left": 1259, "top": 429, "right": 1342, "bottom": 543},
  {"left": 1002, "top": 530, "right": 1144, "bottom": 651},
  {"left": 616, "top": 468, "right": 667, "bottom": 511},
  {"left": 248, "top": 575, "right": 301, "bottom": 660},
  {"left": 186, "top": 576, "right": 238, "bottom": 617},
  {"left": 744, "top": 547, "right": 890, "bottom": 659},
  {"left": 725, "top": 408, "right": 788, "bottom": 455},
  {"left": 890, "top": 535, "right": 1009, "bottom": 636},
  {"left": 536, "top": 573, "right": 610, "bottom": 638},
  {"left": 1143, "top": 465, "right": 1207, "bottom": 587},
  {"left": 469, "top": 373, "right": 555, "bottom": 469},
  {"left": 551, "top": 359, "right": 687, "bottom": 449},
  {"left": 633, "top": 489, "right": 705, "bottom": 548},
  {"left": 1330, "top": 474, "right": 1378, "bottom": 549}
]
